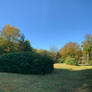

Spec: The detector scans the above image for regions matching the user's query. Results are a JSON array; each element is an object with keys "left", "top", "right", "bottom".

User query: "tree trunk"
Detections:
[{"left": 87, "top": 52, "right": 89, "bottom": 64}]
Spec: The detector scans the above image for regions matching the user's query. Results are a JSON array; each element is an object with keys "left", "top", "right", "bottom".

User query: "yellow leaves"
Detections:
[
  {"left": 58, "top": 42, "right": 81, "bottom": 59},
  {"left": 1, "top": 24, "right": 20, "bottom": 41}
]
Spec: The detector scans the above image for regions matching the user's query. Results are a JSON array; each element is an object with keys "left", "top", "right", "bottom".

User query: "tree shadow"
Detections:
[{"left": 53, "top": 68, "right": 92, "bottom": 92}]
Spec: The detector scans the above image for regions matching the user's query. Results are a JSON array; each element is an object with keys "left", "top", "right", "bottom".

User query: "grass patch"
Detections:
[{"left": 0, "top": 64, "right": 91, "bottom": 92}]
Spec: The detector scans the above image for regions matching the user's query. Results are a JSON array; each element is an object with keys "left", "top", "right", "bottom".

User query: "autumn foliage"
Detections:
[{"left": 0, "top": 24, "right": 92, "bottom": 68}]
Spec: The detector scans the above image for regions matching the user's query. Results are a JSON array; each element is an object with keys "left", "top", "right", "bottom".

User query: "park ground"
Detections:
[{"left": 0, "top": 64, "right": 92, "bottom": 92}]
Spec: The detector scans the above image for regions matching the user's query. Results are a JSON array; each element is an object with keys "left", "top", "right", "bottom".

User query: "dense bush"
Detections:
[
  {"left": 88, "top": 60, "right": 92, "bottom": 65},
  {"left": 65, "top": 57, "right": 78, "bottom": 66},
  {"left": 58, "top": 57, "right": 64, "bottom": 63},
  {"left": 0, "top": 52, "right": 54, "bottom": 74}
]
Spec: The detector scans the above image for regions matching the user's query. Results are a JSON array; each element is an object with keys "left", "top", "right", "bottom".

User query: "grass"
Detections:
[{"left": 0, "top": 64, "right": 92, "bottom": 92}]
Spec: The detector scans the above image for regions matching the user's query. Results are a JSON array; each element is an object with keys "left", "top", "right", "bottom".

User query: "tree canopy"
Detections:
[
  {"left": 0, "top": 24, "right": 92, "bottom": 64},
  {"left": 58, "top": 42, "right": 82, "bottom": 61},
  {"left": 0, "top": 24, "right": 32, "bottom": 53}
]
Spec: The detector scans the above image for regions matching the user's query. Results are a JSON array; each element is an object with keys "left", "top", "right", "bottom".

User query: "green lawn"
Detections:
[{"left": 0, "top": 64, "right": 92, "bottom": 92}]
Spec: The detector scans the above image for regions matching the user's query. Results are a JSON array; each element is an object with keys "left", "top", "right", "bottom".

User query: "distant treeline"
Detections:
[{"left": 0, "top": 24, "right": 92, "bottom": 65}]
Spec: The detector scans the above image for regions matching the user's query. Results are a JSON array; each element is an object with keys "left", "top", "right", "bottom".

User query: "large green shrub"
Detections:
[
  {"left": 88, "top": 60, "right": 92, "bottom": 65},
  {"left": 0, "top": 52, "right": 54, "bottom": 74},
  {"left": 65, "top": 57, "right": 78, "bottom": 66},
  {"left": 58, "top": 57, "right": 64, "bottom": 63}
]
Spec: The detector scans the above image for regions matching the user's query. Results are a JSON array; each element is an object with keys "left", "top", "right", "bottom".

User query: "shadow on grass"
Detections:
[
  {"left": 0, "top": 68, "right": 91, "bottom": 92},
  {"left": 53, "top": 68, "right": 92, "bottom": 92}
]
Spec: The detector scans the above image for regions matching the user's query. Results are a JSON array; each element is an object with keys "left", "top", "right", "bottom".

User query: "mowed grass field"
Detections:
[{"left": 0, "top": 64, "right": 92, "bottom": 92}]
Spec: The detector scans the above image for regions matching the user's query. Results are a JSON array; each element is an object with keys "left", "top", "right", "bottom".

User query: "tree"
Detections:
[
  {"left": 24, "top": 40, "right": 32, "bottom": 51},
  {"left": 0, "top": 24, "right": 32, "bottom": 53},
  {"left": 0, "top": 24, "right": 21, "bottom": 53},
  {"left": 50, "top": 45, "right": 58, "bottom": 53},
  {"left": 18, "top": 34, "right": 32, "bottom": 52},
  {"left": 37, "top": 49, "right": 56, "bottom": 63},
  {"left": 1, "top": 24, "right": 20, "bottom": 42},
  {"left": 18, "top": 34, "right": 25, "bottom": 51},
  {"left": 49, "top": 46, "right": 58, "bottom": 62},
  {"left": 58, "top": 42, "right": 82, "bottom": 61},
  {"left": 37, "top": 49, "right": 51, "bottom": 56},
  {"left": 81, "top": 34, "right": 92, "bottom": 63}
]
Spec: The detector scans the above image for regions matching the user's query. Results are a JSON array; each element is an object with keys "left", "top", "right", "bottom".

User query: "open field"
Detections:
[{"left": 0, "top": 64, "right": 92, "bottom": 92}]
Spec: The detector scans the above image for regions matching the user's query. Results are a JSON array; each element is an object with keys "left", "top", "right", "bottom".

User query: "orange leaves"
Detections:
[
  {"left": 1, "top": 24, "right": 20, "bottom": 41},
  {"left": 58, "top": 42, "right": 81, "bottom": 59}
]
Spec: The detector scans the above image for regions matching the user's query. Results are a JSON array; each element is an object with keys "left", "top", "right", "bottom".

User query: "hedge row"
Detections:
[{"left": 0, "top": 52, "right": 54, "bottom": 74}]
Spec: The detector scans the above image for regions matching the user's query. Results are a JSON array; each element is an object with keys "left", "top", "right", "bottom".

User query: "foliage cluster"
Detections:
[
  {"left": 0, "top": 52, "right": 54, "bottom": 74},
  {"left": 0, "top": 24, "right": 32, "bottom": 54},
  {"left": 58, "top": 42, "right": 82, "bottom": 61},
  {"left": 1, "top": 24, "right": 92, "bottom": 68},
  {"left": 37, "top": 49, "right": 57, "bottom": 63},
  {"left": 65, "top": 57, "right": 78, "bottom": 66},
  {"left": 88, "top": 60, "right": 92, "bottom": 65},
  {"left": 57, "top": 57, "right": 65, "bottom": 63}
]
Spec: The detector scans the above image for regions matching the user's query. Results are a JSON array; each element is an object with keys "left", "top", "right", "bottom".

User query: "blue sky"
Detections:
[{"left": 0, "top": 0, "right": 92, "bottom": 50}]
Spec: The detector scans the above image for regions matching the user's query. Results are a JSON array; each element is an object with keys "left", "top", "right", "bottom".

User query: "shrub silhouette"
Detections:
[{"left": 0, "top": 52, "right": 54, "bottom": 74}]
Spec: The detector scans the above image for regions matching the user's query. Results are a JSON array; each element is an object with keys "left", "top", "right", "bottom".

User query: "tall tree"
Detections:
[
  {"left": 18, "top": 34, "right": 25, "bottom": 51},
  {"left": 49, "top": 46, "right": 58, "bottom": 62},
  {"left": 24, "top": 40, "right": 32, "bottom": 51},
  {"left": 0, "top": 24, "right": 21, "bottom": 53},
  {"left": 18, "top": 34, "right": 32, "bottom": 52},
  {"left": 81, "top": 34, "right": 92, "bottom": 63},
  {"left": 1, "top": 24, "right": 20, "bottom": 42},
  {"left": 37, "top": 49, "right": 56, "bottom": 62},
  {"left": 58, "top": 42, "right": 82, "bottom": 61}
]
